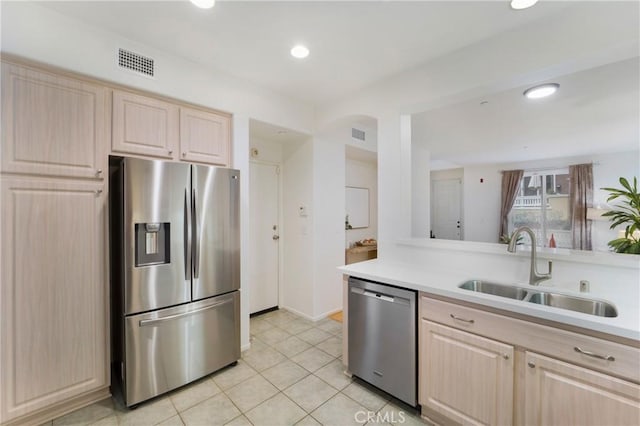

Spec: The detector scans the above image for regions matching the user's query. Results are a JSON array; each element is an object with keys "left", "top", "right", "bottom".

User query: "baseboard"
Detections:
[
  {"left": 241, "top": 342, "right": 251, "bottom": 352},
  {"left": 2, "top": 387, "right": 111, "bottom": 426},
  {"left": 281, "top": 306, "right": 343, "bottom": 322}
]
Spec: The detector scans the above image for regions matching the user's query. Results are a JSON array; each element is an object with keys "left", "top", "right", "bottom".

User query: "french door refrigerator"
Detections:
[{"left": 109, "top": 157, "right": 240, "bottom": 407}]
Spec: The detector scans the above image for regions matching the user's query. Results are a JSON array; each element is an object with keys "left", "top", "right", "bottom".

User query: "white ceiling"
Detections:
[{"left": 40, "top": 0, "right": 574, "bottom": 106}]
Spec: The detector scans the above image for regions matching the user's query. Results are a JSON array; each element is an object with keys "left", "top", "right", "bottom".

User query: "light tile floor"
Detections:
[{"left": 47, "top": 309, "right": 428, "bottom": 426}]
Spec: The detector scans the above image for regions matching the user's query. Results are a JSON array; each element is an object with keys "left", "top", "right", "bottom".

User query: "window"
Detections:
[{"left": 509, "top": 169, "right": 571, "bottom": 248}]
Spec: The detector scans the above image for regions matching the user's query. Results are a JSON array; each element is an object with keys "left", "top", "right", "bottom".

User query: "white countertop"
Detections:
[{"left": 339, "top": 259, "right": 640, "bottom": 342}]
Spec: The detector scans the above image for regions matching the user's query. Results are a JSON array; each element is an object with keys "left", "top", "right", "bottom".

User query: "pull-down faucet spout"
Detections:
[{"left": 507, "top": 226, "right": 552, "bottom": 286}]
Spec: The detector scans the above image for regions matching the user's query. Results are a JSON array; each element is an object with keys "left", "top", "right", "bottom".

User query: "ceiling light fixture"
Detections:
[
  {"left": 290, "top": 45, "right": 310, "bottom": 59},
  {"left": 523, "top": 83, "right": 559, "bottom": 99},
  {"left": 190, "top": 0, "right": 215, "bottom": 9},
  {"left": 510, "top": 0, "right": 538, "bottom": 10}
]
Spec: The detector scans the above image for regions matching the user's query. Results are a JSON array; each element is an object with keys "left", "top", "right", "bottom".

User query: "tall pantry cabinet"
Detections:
[{"left": 0, "top": 60, "right": 109, "bottom": 425}]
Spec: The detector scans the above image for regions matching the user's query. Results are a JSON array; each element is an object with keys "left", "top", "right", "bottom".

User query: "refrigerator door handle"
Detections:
[
  {"left": 192, "top": 187, "right": 200, "bottom": 279},
  {"left": 138, "top": 298, "right": 233, "bottom": 327},
  {"left": 184, "top": 188, "right": 192, "bottom": 281}
]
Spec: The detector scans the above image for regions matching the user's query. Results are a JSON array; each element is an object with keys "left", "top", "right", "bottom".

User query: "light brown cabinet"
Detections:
[
  {"left": 111, "top": 89, "right": 179, "bottom": 159},
  {"left": 112, "top": 90, "right": 231, "bottom": 166},
  {"left": 179, "top": 106, "right": 231, "bottom": 165},
  {"left": 420, "top": 320, "right": 514, "bottom": 425},
  {"left": 0, "top": 177, "right": 109, "bottom": 424},
  {"left": 419, "top": 294, "right": 640, "bottom": 426},
  {"left": 524, "top": 352, "right": 640, "bottom": 426},
  {"left": 1, "top": 59, "right": 110, "bottom": 425},
  {"left": 1, "top": 62, "right": 108, "bottom": 179}
]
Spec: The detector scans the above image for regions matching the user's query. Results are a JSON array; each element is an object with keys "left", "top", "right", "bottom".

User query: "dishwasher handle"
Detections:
[{"left": 362, "top": 290, "right": 395, "bottom": 302}]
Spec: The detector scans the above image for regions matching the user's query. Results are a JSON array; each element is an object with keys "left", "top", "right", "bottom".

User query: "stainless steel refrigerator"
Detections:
[{"left": 109, "top": 156, "right": 240, "bottom": 407}]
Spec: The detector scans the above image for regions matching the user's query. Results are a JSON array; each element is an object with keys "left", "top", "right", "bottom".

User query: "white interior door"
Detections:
[
  {"left": 431, "top": 178, "right": 462, "bottom": 240},
  {"left": 249, "top": 162, "right": 280, "bottom": 314}
]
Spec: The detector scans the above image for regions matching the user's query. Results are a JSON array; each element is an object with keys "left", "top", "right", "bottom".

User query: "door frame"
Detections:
[
  {"left": 249, "top": 159, "right": 283, "bottom": 311},
  {"left": 430, "top": 177, "right": 464, "bottom": 240}
]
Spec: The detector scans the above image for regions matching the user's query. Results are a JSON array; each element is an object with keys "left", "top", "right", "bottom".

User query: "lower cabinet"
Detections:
[
  {"left": 420, "top": 320, "right": 514, "bottom": 425},
  {"left": 0, "top": 177, "right": 110, "bottom": 424},
  {"left": 524, "top": 352, "right": 640, "bottom": 426},
  {"left": 419, "top": 294, "right": 640, "bottom": 426}
]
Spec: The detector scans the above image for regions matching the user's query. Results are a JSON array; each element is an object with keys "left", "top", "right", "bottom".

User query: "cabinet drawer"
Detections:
[{"left": 420, "top": 295, "right": 640, "bottom": 383}]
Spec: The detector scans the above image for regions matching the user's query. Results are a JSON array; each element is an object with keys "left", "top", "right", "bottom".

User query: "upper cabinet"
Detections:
[
  {"left": 1, "top": 62, "right": 108, "bottom": 179},
  {"left": 111, "top": 90, "right": 179, "bottom": 159},
  {"left": 179, "top": 107, "right": 231, "bottom": 166},
  {"left": 112, "top": 90, "right": 231, "bottom": 166}
]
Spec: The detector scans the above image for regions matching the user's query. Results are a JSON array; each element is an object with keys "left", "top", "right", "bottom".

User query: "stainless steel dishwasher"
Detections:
[{"left": 348, "top": 277, "right": 417, "bottom": 407}]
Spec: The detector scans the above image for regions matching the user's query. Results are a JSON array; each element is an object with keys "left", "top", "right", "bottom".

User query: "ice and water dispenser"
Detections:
[{"left": 134, "top": 222, "right": 170, "bottom": 266}]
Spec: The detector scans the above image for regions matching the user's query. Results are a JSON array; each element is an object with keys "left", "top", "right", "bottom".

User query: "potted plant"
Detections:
[{"left": 601, "top": 177, "right": 640, "bottom": 254}]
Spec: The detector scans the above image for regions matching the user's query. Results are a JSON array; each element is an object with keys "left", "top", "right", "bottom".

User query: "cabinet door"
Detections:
[
  {"left": 1, "top": 62, "right": 107, "bottom": 179},
  {"left": 0, "top": 177, "right": 108, "bottom": 423},
  {"left": 179, "top": 107, "right": 231, "bottom": 166},
  {"left": 420, "top": 320, "right": 514, "bottom": 426},
  {"left": 524, "top": 352, "right": 640, "bottom": 426},
  {"left": 112, "top": 90, "right": 178, "bottom": 159}
]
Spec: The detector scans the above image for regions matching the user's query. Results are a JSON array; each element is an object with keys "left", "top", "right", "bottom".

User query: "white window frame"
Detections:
[{"left": 509, "top": 168, "right": 569, "bottom": 247}]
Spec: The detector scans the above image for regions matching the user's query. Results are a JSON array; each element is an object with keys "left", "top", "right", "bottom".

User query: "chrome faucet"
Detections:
[{"left": 507, "top": 226, "right": 552, "bottom": 286}]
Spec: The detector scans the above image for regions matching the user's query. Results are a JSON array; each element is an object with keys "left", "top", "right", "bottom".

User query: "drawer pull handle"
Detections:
[
  {"left": 450, "top": 314, "right": 474, "bottom": 324},
  {"left": 574, "top": 346, "right": 615, "bottom": 361}
]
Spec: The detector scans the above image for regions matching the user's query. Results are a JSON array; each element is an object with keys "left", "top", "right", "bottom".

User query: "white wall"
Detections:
[
  {"left": 281, "top": 140, "right": 315, "bottom": 317},
  {"left": 313, "top": 137, "right": 346, "bottom": 319},
  {"left": 411, "top": 137, "right": 430, "bottom": 238},
  {"left": 463, "top": 166, "right": 502, "bottom": 243},
  {"left": 231, "top": 115, "right": 251, "bottom": 349},
  {"left": 250, "top": 138, "right": 284, "bottom": 165},
  {"left": 345, "top": 159, "right": 378, "bottom": 247}
]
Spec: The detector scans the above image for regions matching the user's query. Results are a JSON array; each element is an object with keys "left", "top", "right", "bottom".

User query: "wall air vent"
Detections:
[
  {"left": 351, "top": 128, "right": 366, "bottom": 141},
  {"left": 118, "top": 48, "right": 155, "bottom": 77}
]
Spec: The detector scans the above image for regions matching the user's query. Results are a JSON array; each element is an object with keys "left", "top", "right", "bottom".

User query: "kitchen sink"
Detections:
[
  {"left": 527, "top": 292, "right": 618, "bottom": 318},
  {"left": 458, "top": 280, "right": 528, "bottom": 300},
  {"left": 458, "top": 280, "right": 618, "bottom": 318}
]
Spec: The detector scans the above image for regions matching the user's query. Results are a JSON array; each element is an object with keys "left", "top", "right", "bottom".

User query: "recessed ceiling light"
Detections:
[
  {"left": 510, "top": 0, "right": 538, "bottom": 10},
  {"left": 290, "top": 45, "right": 310, "bottom": 59},
  {"left": 190, "top": 0, "right": 215, "bottom": 9},
  {"left": 523, "top": 83, "right": 559, "bottom": 99}
]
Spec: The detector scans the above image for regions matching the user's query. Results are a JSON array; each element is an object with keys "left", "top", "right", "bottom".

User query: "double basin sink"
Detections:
[{"left": 459, "top": 280, "right": 617, "bottom": 318}]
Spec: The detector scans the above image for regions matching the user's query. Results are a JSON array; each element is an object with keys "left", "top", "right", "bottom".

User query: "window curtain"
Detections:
[
  {"left": 499, "top": 169, "right": 524, "bottom": 239},
  {"left": 570, "top": 163, "right": 593, "bottom": 250}
]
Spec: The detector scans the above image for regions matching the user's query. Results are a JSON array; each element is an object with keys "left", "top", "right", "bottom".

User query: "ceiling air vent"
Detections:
[
  {"left": 118, "top": 48, "right": 155, "bottom": 77},
  {"left": 351, "top": 128, "right": 366, "bottom": 141}
]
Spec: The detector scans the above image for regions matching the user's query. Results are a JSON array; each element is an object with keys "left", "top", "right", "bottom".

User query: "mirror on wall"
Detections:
[
  {"left": 412, "top": 57, "right": 640, "bottom": 251},
  {"left": 346, "top": 186, "right": 370, "bottom": 229}
]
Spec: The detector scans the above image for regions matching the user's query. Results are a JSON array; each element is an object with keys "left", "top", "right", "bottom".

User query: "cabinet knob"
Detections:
[
  {"left": 182, "top": 152, "right": 186, "bottom": 157},
  {"left": 96, "top": 169, "right": 103, "bottom": 176},
  {"left": 168, "top": 150, "right": 173, "bottom": 155},
  {"left": 96, "top": 189, "right": 103, "bottom": 196},
  {"left": 527, "top": 361, "right": 536, "bottom": 368},
  {"left": 502, "top": 354, "right": 510, "bottom": 360}
]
